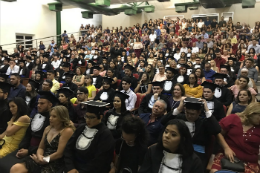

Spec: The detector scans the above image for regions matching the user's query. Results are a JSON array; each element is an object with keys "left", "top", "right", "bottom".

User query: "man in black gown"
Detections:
[{"left": 91, "top": 65, "right": 103, "bottom": 89}]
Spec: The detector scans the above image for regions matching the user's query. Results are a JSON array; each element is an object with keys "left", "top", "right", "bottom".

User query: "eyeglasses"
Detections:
[
  {"left": 84, "top": 115, "right": 97, "bottom": 120},
  {"left": 121, "top": 135, "right": 135, "bottom": 144}
]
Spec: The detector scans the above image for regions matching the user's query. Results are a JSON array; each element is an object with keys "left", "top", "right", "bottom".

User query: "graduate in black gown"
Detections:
[
  {"left": 58, "top": 62, "right": 71, "bottom": 84},
  {"left": 172, "top": 64, "right": 189, "bottom": 85},
  {"left": 57, "top": 88, "right": 76, "bottom": 122},
  {"left": 138, "top": 81, "right": 171, "bottom": 115},
  {"left": 25, "top": 55, "right": 34, "bottom": 70},
  {"left": 0, "top": 91, "right": 59, "bottom": 173},
  {"left": 212, "top": 73, "right": 233, "bottom": 107},
  {"left": 91, "top": 65, "right": 103, "bottom": 89},
  {"left": 103, "top": 91, "right": 131, "bottom": 139},
  {"left": 61, "top": 71, "right": 78, "bottom": 97},
  {"left": 39, "top": 54, "right": 53, "bottom": 73},
  {"left": 139, "top": 119, "right": 204, "bottom": 173},
  {"left": 220, "top": 65, "right": 236, "bottom": 88},
  {"left": 0, "top": 73, "right": 9, "bottom": 82},
  {"left": 118, "top": 64, "right": 138, "bottom": 91},
  {"left": 162, "top": 67, "right": 177, "bottom": 97},
  {"left": 201, "top": 81, "right": 226, "bottom": 121},
  {"left": 161, "top": 97, "right": 221, "bottom": 169},
  {"left": 18, "top": 60, "right": 30, "bottom": 78},
  {"left": 94, "top": 77, "right": 115, "bottom": 108},
  {"left": 0, "top": 57, "right": 10, "bottom": 74},
  {"left": 63, "top": 101, "right": 115, "bottom": 173}
]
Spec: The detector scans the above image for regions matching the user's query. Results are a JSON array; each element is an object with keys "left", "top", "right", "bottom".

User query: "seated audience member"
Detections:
[
  {"left": 203, "top": 63, "right": 216, "bottom": 81},
  {"left": 74, "top": 87, "right": 89, "bottom": 127},
  {"left": 34, "top": 70, "right": 44, "bottom": 86},
  {"left": 110, "top": 116, "right": 148, "bottom": 173},
  {"left": 61, "top": 71, "right": 78, "bottom": 97},
  {"left": 139, "top": 119, "right": 204, "bottom": 173},
  {"left": 103, "top": 91, "right": 131, "bottom": 139},
  {"left": 138, "top": 81, "right": 170, "bottom": 115},
  {"left": 134, "top": 72, "right": 152, "bottom": 96},
  {"left": 118, "top": 64, "right": 138, "bottom": 91},
  {"left": 183, "top": 73, "right": 203, "bottom": 98},
  {"left": 161, "top": 97, "right": 221, "bottom": 168},
  {"left": 120, "top": 77, "right": 137, "bottom": 111},
  {"left": 18, "top": 60, "right": 30, "bottom": 78},
  {"left": 212, "top": 73, "right": 233, "bottom": 107},
  {"left": 94, "top": 77, "right": 115, "bottom": 108},
  {"left": 6, "top": 59, "right": 19, "bottom": 75},
  {"left": 91, "top": 65, "right": 103, "bottom": 89},
  {"left": 10, "top": 105, "right": 75, "bottom": 173},
  {"left": 63, "top": 101, "right": 115, "bottom": 173},
  {"left": 0, "top": 57, "right": 10, "bottom": 74},
  {"left": 237, "top": 58, "right": 258, "bottom": 83},
  {"left": 0, "top": 97, "right": 30, "bottom": 158},
  {"left": 172, "top": 64, "right": 189, "bottom": 85},
  {"left": 230, "top": 76, "right": 257, "bottom": 101},
  {"left": 39, "top": 54, "right": 53, "bottom": 73},
  {"left": 25, "top": 80, "right": 40, "bottom": 113},
  {"left": 211, "top": 102, "right": 260, "bottom": 173},
  {"left": 83, "top": 74, "right": 96, "bottom": 100},
  {"left": 72, "top": 66, "right": 85, "bottom": 87},
  {"left": 46, "top": 70, "right": 60, "bottom": 94},
  {"left": 214, "top": 50, "right": 226, "bottom": 69},
  {"left": 58, "top": 62, "right": 71, "bottom": 84},
  {"left": 0, "top": 82, "right": 12, "bottom": 134},
  {"left": 153, "top": 65, "right": 167, "bottom": 82},
  {"left": 106, "top": 68, "right": 118, "bottom": 90},
  {"left": 57, "top": 88, "right": 76, "bottom": 122},
  {"left": 168, "top": 83, "right": 185, "bottom": 110},
  {"left": 41, "top": 79, "right": 53, "bottom": 92},
  {"left": 194, "top": 67, "right": 206, "bottom": 85},
  {"left": 8, "top": 73, "right": 26, "bottom": 100},
  {"left": 226, "top": 89, "right": 252, "bottom": 116},
  {"left": 0, "top": 73, "right": 9, "bottom": 82},
  {"left": 219, "top": 64, "right": 236, "bottom": 87},
  {"left": 162, "top": 67, "right": 177, "bottom": 96},
  {"left": 235, "top": 67, "right": 257, "bottom": 92},
  {"left": 201, "top": 81, "right": 226, "bottom": 121},
  {"left": 139, "top": 100, "right": 167, "bottom": 146}
]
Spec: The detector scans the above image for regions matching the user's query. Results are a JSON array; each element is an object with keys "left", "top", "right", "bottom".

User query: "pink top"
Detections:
[
  {"left": 99, "top": 70, "right": 107, "bottom": 77},
  {"left": 152, "top": 73, "right": 166, "bottom": 82},
  {"left": 230, "top": 85, "right": 257, "bottom": 98}
]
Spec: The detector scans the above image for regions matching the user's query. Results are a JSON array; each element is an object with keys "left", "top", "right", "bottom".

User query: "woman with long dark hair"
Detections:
[
  {"left": 139, "top": 119, "right": 203, "bottom": 173},
  {"left": 183, "top": 73, "right": 203, "bottom": 98},
  {"left": 103, "top": 91, "right": 132, "bottom": 139},
  {"left": 25, "top": 79, "right": 39, "bottom": 114},
  {"left": 0, "top": 97, "right": 30, "bottom": 158},
  {"left": 106, "top": 68, "right": 118, "bottom": 90},
  {"left": 134, "top": 72, "right": 152, "bottom": 96}
]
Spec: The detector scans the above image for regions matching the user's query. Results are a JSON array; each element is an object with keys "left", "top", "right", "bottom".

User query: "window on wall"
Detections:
[
  {"left": 15, "top": 34, "right": 33, "bottom": 48},
  {"left": 164, "top": 15, "right": 184, "bottom": 21},
  {"left": 191, "top": 13, "right": 219, "bottom": 22}
]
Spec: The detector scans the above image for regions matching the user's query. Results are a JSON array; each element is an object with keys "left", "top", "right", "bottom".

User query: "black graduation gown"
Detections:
[
  {"left": 225, "top": 74, "right": 235, "bottom": 88},
  {"left": 172, "top": 74, "right": 189, "bottom": 85},
  {"left": 138, "top": 93, "right": 171, "bottom": 115},
  {"left": 205, "top": 97, "right": 226, "bottom": 121},
  {"left": 214, "top": 86, "right": 233, "bottom": 107},
  {"left": 58, "top": 70, "right": 66, "bottom": 83},
  {"left": 118, "top": 75, "right": 138, "bottom": 91},
  {"left": 63, "top": 123, "right": 115, "bottom": 173},
  {"left": 103, "top": 109, "right": 131, "bottom": 139},
  {"left": 94, "top": 88, "right": 115, "bottom": 107},
  {"left": 0, "top": 64, "right": 9, "bottom": 74},
  {"left": 0, "top": 111, "right": 50, "bottom": 173},
  {"left": 62, "top": 82, "right": 78, "bottom": 97},
  {"left": 26, "top": 62, "right": 33, "bottom": 70},
  {"left": 162, "top": 79, "right": 174, "bottom": 95},
  {"left": 0, "top": 99, "right": 12, "bottom": 134},
  {"left": 161, "top": 113, "right": 221, "bottom": 168},
  {"left": 138, "top": 145, "right": 204, "bottom": 173},
  {"left": 92, "top": 75, "right": 103, "bottom": 89},
  {"left": 70, "top": 58, "right": 79, "bottom": 70},
  {"left": 39, "top": 62, "right": 53, "bottom": 72},
  {"left": 110, "top": 47, "right": 122, "bottom": 59},
  {"left": 60, "top": 102, "right": 76, "bottom": 122},
  {"left": 19, "top": 67, "right": 30, "bottom": 78}
]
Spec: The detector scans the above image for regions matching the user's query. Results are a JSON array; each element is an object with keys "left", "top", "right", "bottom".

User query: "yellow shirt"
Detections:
[
  {"left": 183, "top": 84, "right": 203, "bottom": 98},
  {"left": 230, "top": 36, "right": 237, "bottom": 45},
  {"left": 86, "top": 85, "right": 96, "bottom": 98},
  {"left": 51, "top": 79, "right": 60, "bottom": 94}
]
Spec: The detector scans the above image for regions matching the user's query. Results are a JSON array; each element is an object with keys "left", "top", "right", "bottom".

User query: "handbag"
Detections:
[
  {"left": 221, "top": 156, "right": 245, "bottom": 172},
  {"left": 0, "top": 139, "right": 5, "bottom": 149}
]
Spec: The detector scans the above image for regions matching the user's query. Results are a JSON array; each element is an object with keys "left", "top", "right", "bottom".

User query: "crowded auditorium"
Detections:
[{"left": 0, "top": 0, "right": 260, "bottom": 172}]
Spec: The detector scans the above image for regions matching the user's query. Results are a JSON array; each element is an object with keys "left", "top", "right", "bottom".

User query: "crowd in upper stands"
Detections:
[{"left": 0, "top": 16, "right": 260, "bottom": 173}]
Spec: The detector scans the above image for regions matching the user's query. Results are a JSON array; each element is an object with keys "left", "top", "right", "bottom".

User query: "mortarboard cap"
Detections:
[
  {"left": 38, "top": 91, "right": 59, "bottom": 105},
  {"left": 220, "top": 65, "right": 231, "bottom": 72},
  {"left": 0, "top": 73, "right": 9, "bottom": 80},
  {"left": 0, "top": 82, "right": 12, "bottom": 93},
  {"left": 79, "top": 53, "right": 85, "bottom": 57},
  {"left": 152, "top": 81, "right": 164, "bottom": 88},
  {"left": 26, "top": 55, "right": 32, "bottom": 60},
  {"left": 88, "top": 60, "right": 95, "bottom": 65},
  {"left": 47, "top": 69, "right": 55, "bottom": 74},
  {"left": 2, "top": 50, "right": 8, "bottom": 55},
  {"left": 18, "top": 60, "right": 26, "bottom": 64},
  {"left": 228, "top": 57, "right": 235, "bottom": 61},
  {"left": 115, "top": 91, "right": 129, "bottom": 101},
  {"left": 28, "top": 79, "right": 40, "bottom": 90},
  {"left": 103, "top": 77, "right": 114, "bottom": 84},
  {"left": 3, "top": 57, "right": 10, "bottom": 62},
  {"left": 166, "top": 67, "right": 178, "bottom": 74},
  {"left": 201, "top": 81, "right": 218, "bottom": 92},
  {"left": 121, "top": 49, "right": 126, "bottom": 53},
  {"left": 81, "top": 100, "right": 110, "bottom": 115},
  {"left": 61, "top": 50, "right": 68, "bottom": 55},
  {"left": 180, "top": 64, "right": 190, "bottom": 69},
  {"left": 62, "top": 62, "right": 71, "bottom": 68},
  {"left": 184, "top": 97, "right": 203, "bottom": 110},
  {"left": 102, "top": 57, "right": 108, "bottom": 60},
  {"left": 35, "top": 70, "right": 44, "bottom": 75},
  {"left": 91, "top": 65, "right": 101, "bottom": 71},
  {"left": 32, "top": 51, "right": 37, "bottom": 54},
  {"left": 57, "top": 88, "right": 74, "bottom": 98},
  {"left": 124, "top": 64, "right": 135, "bottom": 71},
  {"left": 211, "top": 73, "right": 227, "bottom": 79},
  {"left": 64, "top": 72, "right": 74, "bottom": 78}
]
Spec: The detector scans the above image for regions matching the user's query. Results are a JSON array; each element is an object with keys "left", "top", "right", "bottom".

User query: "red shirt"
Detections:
[
  {"left": 220, "top": 114, "right": 260, "bottom": 163},
  {"left": 214, "top": 57, "right": 226, "bottom": 69}
]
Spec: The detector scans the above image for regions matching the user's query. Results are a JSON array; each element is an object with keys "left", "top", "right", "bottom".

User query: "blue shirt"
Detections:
[
  {"left": 62, "top": 33, "right": 68, "bottom": 42},
  {"left": 204, "top": 20, "right": 211, "bottom": 26},
  {"left": 204, "top": 69, "right": 216, "bottom": 81},
  {"left": 155, "top": 29, "right": 161, "bottom": 39},
  {"left": 8, "top": 84, "right": 26, "bottom": 100},
  {"left": 139, "top": 113, "right": 164, "bottom": 146}
]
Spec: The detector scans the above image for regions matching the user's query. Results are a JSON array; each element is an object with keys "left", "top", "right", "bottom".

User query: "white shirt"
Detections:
[
  {"left": 180, "top": 47, "right": 188, "bottom": 53},
  {"left": 149, "top": 34, "right": 157, "bottom": 42},
  {"left": 6, "top": 65, "right": 19, "bottom": 75},
  {"left": 51, "top": 60, "right": 61, "bottom": 70},
  {"left": 192, "top": 47, "right": 199, "bottom": 54},
  {"left": 121, "top": 89, "right": 137, "bottom": 111},
  {"left": 197, "top": 22, "right": 204, "bottom": 28},
  {"left": 174, "top": 53, "right": 181, "bottom": 61}
]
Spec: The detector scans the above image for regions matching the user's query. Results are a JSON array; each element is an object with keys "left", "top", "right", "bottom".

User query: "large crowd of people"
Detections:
[{"left": 0, "top": 16, "right": 260, "bottom": 173}]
